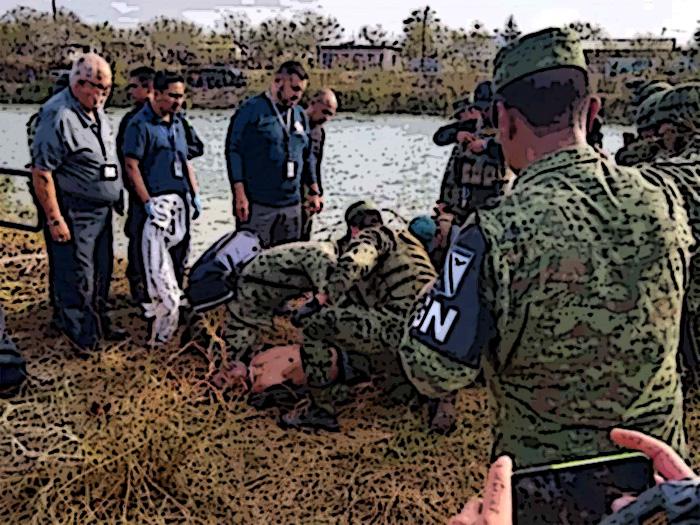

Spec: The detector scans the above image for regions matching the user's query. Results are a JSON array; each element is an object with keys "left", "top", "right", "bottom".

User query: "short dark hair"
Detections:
[
  {"left": 129, "top": 66, "right": 155, "bottom": 83},
  {"left": 497, "top": 68, "right": 589, "bottom": 133},
  {"left": 276, "top": 61, "right": 308, "bottom": 81},
  {"left": 154, "top": 71, "right": 185, "bottom": 92}
]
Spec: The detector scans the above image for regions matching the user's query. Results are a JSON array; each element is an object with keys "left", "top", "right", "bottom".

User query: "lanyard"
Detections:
[{"left": 266, "top": 92, "right": 293, "bottom": 139}]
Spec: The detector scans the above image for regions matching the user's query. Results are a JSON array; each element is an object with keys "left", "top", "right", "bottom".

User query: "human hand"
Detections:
[
  {"left": 144, "top": 200, "right": 156, "bottom": 219},
  {"left": 234, "top": 194, "right": 249, "bottom": 223},
  {"left": 192, "top": 193, "right": 203, "bottom": 221},
  {"left": 457, "top": 131, "right": 477, "bottom": 144},
  {"left": 306, "top": 194, "right": 323, "bottom": 215},
  {"left": 448, "top": 456, "right": 513, "bottom": 525},
  {"left": 608, "top": 428, "right": 698, "bottom": 513},
  {"left": 48, "top": 216, "right": 71, "bottom": 243},
  {"left": 468, "top": 139, "right": 488, "bottom": 154}
]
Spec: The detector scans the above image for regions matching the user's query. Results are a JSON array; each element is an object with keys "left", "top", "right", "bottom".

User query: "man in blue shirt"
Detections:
[
  {"left": 122, "top": 71, "right": 203, "bottom": 343},
  {"left": 32, "top": 53, "right": 126, "bottom": 352},
  {"left": 119, "top": 66, "right": 205, "bottom": 304},
  {"left": 225, "top": 61, "right": 322, "bottom": 248}
]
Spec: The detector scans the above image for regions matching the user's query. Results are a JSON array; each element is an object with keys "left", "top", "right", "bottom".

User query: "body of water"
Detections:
[{"left": 0, "top": 105, "right": 627, "bottom": 260}]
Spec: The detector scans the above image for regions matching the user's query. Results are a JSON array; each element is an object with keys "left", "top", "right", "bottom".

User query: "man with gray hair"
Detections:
[{"left": 31, "top": 53, "right": 126, "bottom": 353}]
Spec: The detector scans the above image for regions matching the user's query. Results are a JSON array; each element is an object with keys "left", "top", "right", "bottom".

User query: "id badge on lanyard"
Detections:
[
  {"left": 269, "top": 94, "right": 297, "bottom": 181},
  {"left": 173, "top": 157, "right": 184, "bottom": 178}
]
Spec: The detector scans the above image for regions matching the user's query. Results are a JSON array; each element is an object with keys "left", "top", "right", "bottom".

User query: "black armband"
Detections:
[{"left": 408, "top": 223, "right": 495, "bottom": 367}]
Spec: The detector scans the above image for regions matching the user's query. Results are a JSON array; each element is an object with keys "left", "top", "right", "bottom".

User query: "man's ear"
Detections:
[{"left": 586, "top": 96, "right": 602, "bottom": 134}]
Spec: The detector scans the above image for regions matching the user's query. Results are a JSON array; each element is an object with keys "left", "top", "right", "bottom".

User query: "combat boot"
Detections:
[
  {"left": 277, "top": 400, "right": 340, "bottom": 432},
  {"left": 247, "top": 381, "right": 309, "bottom": 411}
]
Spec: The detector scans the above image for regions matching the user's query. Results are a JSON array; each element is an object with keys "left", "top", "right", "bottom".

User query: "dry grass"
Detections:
[{"left": 0, "top": 230, "right": 697, "bottom": 524}]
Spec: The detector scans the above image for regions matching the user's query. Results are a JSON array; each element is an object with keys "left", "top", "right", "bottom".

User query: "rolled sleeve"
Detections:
[
  {"left": 225, "top": 104, "right": 251, "bottom": 185},
  {"left": 183, "top": 117, "right": 204, "bottom": 160},
  {"left": 31, "top": 111, "right": 67, "bottom": 171},
  {"left": 122, "top": 121, "right": 147, "bottom": 161}
]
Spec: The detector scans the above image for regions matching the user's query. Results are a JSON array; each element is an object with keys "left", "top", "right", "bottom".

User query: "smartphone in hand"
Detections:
[{"left": 512, "top": 451, "right": 654, "bottom": 525}]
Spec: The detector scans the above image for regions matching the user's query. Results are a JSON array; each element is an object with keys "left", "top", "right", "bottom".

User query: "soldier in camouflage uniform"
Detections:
[
  {"left": 278, "top": 201, "right": 438, "bottom": 431},
  {"left": 436, "top": 81, "right": 509, "bottom": 224},
  {"left": 223, "top": 240, "right": 338, "bottom": 360},
  {"left": 616, "top": 83, "right": 700, "bottom": 384},
  {"left": 399, "top": 28, "right": 692, "bottom": 475},
  {"left": 615, "top": 81, "right": 674, "bottom": 166}
]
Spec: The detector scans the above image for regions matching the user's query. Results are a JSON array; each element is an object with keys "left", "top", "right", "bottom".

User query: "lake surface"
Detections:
[{"left": 0, "top": 105, "right": 627, "bottom": 259}]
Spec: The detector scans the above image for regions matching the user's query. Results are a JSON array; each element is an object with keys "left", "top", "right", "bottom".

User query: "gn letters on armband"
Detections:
[{"left": 409, "top": 224, "right": 492, "bottom": 368}]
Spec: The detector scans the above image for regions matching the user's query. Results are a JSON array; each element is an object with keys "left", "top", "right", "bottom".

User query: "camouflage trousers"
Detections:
[
  {"left": 223, "top": 279, "right": 305, "bottom": 360},
  {"left": 299, "top": 304, "right": 411, "bottom": 413}
]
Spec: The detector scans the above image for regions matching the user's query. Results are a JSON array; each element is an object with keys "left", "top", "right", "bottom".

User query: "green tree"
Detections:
[
  {"left": 568, "top": 21, "right": 607, "bottom": 40},
  {"left": 359, "top": 24, "right": 393, "bottom": 46},
  {"left": 217, "top": 12, "right": 252, "bottom": 62},
  {"left": 499, "top": 15, "right": 521, "bottom": 44},
  {"left": 246, "top": 11, "right": 344, "bottom": 68},
  {"left": 401, "top": 6, "right": 448, "bottom": 71},
  {"left": 136, "top": 17, "right": 203, "bottom": 68}
]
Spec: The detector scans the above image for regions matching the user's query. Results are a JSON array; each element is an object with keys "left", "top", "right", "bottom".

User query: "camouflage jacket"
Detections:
[
  {"left": 401, "top": 145, "right": 692, "bottom": 467},
  {"left": 328, "top": 226, "right": 437, "bottom": 318},
  {"left": 239, "top": 241, "right": 338, "bottom": 294}
]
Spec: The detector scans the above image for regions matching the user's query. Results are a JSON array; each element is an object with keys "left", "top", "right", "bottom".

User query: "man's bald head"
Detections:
[
  {"left": 70, "top": 53, "right": 113, "bottom": 111},
  {"left": 307, "top": 88, "right": 338, "bottom": 127}
]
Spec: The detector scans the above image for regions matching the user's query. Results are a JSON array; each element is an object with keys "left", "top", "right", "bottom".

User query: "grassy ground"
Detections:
[{"left": 0, "top": 230, "right": 697, "bottom": 524}]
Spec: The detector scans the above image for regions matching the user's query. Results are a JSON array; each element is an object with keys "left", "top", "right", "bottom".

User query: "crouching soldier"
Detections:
[{"left": 277, "top": 201, "right": 438, "bottom": 431}]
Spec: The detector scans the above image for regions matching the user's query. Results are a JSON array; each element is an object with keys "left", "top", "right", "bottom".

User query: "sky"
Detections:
[{"left": 0, "top": 0, "right": 698, "bottom": 44}]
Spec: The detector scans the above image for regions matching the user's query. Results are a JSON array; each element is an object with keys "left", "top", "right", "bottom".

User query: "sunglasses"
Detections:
[{"left": 79, "top": 79, "right": 112, "bottom": 93}]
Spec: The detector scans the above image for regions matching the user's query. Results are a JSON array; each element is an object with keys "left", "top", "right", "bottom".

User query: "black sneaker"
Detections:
[
  {"left": 277, "top": 402, "right": 340, "bottom": 432},
  {"left": 103, "top": 325, "right": 129, "bottom": 342},
  {"left": 247, "top": 381, "right": 308, "bottom": 411}
]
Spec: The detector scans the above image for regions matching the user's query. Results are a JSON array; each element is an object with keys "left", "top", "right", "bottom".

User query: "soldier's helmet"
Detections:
[
  {"left": 636, "top": 82, "right": 700, "bottom": 133},
  {"left": 655, "top": 82, "right": 700, "bottom": 132},
  {"left": 632, "top": 80, "right": 673, "bottom": 109},
  {"left": 635, "top": 89, "right": 670, "bottom": 131},
  {"left": 345, "top": 200, "right": 383, "bottom": 228}
]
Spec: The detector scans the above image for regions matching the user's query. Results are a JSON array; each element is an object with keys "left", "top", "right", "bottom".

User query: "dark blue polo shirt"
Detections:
[
  {"left": 122, "top": 102, "right": 192, "bottom": 197},
  {"left": 225, "top": 93, "right": 317, "bottom": 207}
]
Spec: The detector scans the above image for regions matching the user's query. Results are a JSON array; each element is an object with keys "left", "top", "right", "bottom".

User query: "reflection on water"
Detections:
[{"left": 0, "top": 105, "right": 626, "bottom": 259}]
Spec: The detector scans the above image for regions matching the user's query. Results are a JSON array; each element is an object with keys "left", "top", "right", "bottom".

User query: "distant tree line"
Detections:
[{"left": 0, "top": 4, "right": 618, "bottom": 79}]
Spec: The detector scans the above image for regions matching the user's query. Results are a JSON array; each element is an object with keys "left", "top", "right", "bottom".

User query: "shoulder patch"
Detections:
[{"left": 442, "top": 246, "right": 474, "bottom": 297}]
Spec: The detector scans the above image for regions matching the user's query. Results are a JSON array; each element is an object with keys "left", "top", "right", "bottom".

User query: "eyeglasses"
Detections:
[{"left": 78, "top": 79, "right": 112, "bottom": 93}]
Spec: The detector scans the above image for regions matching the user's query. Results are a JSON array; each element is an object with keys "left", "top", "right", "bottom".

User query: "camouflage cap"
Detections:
[
  {"left": 493, "top": 27, "right": 587, "bottom": 93},
  {"left": 345, "top": 200, "right": 382, "bottom": 227}
]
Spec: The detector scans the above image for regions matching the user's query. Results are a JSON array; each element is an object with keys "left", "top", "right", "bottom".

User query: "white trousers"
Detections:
[{"left": 142, "top": 194, "right": 188, "bottom": 343}]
